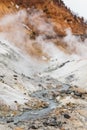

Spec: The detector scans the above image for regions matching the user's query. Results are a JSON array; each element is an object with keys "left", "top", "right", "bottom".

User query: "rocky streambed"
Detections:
[
  {"left": 0, "top": 88, "right": 62, "bottom": 124},
  {"left": 0, "top": 38, "right": 87, "bottom": 130},
  {"left": 0, "top": 84, "right": 87, "bottom": 130}
]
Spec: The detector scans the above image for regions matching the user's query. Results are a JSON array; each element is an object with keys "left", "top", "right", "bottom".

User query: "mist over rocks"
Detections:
[{"left": 0, "top": 0, "right": 87, "bottom": 130}]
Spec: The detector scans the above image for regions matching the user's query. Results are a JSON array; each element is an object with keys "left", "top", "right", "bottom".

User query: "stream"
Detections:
[
  {"left": 0, "top": 84, "right": 70, "bottom": 124},
  {"left": 13, "top": 89, "right": 58, "bottom": 123}
]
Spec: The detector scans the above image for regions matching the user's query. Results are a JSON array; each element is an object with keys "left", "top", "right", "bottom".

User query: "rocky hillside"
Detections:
[
  {"left": 0, "top": 0, "right": 87, "bottom": 130},
  {"left": 0, "top": 0, "right": 86, "bottom": 59},
  {"left": 0, "top": 0, "right": 86, "bottom": 35}
]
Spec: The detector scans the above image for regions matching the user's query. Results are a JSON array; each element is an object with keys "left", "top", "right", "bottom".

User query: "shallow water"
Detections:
[
  {"left": 13, "top": 89, "right": 58, "bottom": 123},
  {"left": 0, "top": 84, "right": 70, "bottom": 124}
]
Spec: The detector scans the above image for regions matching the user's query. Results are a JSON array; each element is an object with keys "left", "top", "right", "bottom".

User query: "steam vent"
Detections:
[{"left": 0, "top": 0, "right": 87, "bottom": 130}]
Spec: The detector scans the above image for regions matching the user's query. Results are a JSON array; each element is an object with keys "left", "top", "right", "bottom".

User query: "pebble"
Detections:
[
  {"left": 30, "top": 124, "right": 39, "bottom": 129},
  {"left": 74, "top": 92, "right": 82, "bottom": 97},
  {"left": 43, "top": 117, "right": 62, "bottom": 127},
  {"left": 64, "top": 114, "right": 71, "bottom": 119},
  {"left": 7, "top": 118, "right": 14, "bottom": 123}
]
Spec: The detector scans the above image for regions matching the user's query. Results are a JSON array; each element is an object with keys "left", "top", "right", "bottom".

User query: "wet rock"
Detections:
[
  {"left": 74, "top": 91, "right": 82, "bottom": 97},
  {"left": 38, "top": 84, "right": 42, "bottom": 87},
  {"left": 64, "top": 114, "right": 71, "bottom": 119},
  {"left": 0, "top": 75, "right": 5, "bottom": 78},
  {"left": 14, "top": 78, "right": 17, "bottom": 80},
  {"left": 46, "top": 78, "right": 50, "bottom": 81},
  {"left": 6, "top": 118, "right": 14, "bottom": 123},
  {"left": 29, "top": 123, "right": 40, "bottom": 129},
  {"left": 13, "top": 75, "right": 18, "bottom": 77},
  {"left": 14, "top": 101, "right": 18, "bottom": 103},
  {"left": 27, "top": 76, "right": 31, "bottom": 79},
  {"left": 31, "top": 125, "right": 38, "bottom": 129},
  {"left": 42, "top": 92, "right": 47, "bottom": 98},
  {"left": 65, "top": 90, "right": 73, "bottom": 94},
  {"left": 1, "top": 80, "right": 4, "bottom": 83},
  {"left": 51, "top": 91, "right": 60, "bottom": 98},
  {"left": 59, "top": 61, "right": 70, "bottom": 68},
  {"left": 43, "top": 117, "right": 62, "bottom": 127}
]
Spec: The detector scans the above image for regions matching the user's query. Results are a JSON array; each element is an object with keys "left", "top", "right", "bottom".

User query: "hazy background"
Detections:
[{"left": 63, "top": 0, "right": 87, "bottom": 20}]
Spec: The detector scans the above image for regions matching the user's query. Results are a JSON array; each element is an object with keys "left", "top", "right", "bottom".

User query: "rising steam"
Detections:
[{"left": 0, "top": 8, "right": 87, "bottom": 63}]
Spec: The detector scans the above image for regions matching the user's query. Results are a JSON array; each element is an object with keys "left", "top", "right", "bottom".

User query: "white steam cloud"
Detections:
[
  {"left": 0, "top": 9, "right": 58, "bottom": 61},
  {"left": 63, "top": 29, "right": 87, "bottom": 58},
  {"left": 0, "top": 8, "right": 87, "bottom": 67}
]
